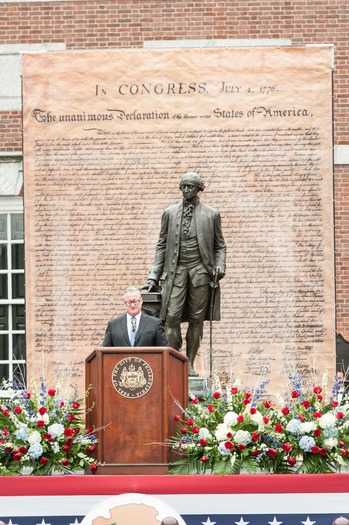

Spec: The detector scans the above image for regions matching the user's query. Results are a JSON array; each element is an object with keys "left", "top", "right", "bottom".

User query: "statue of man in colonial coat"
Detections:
[{"left": 147, "top": 172, "right": 226, "bottom": 377}]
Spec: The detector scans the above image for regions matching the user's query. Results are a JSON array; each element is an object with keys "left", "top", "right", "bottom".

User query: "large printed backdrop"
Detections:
[{"left": 22, "top": 46, "right": 334, "bottom": 396}]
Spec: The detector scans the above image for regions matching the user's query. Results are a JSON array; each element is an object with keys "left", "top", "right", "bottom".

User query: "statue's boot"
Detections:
[
  {"left": 186, "top": 324, "right": 203, "bottom": 377},
  {"left": 164, "top": 324, "right": 182, "bottom": 351}
]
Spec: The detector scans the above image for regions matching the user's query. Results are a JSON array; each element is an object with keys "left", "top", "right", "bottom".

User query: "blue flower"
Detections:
[
  {"left": 28, "top": 442, "right": 43, "bottom": 459},
  {"left": 299, "top": 435, "right": 316, "bottom": 452},
  {"left": 286, "top": 419, "right": 301, "bottom": 434},
  {"left": 15, "top": 424, "right": 29, "bottom": 440}
]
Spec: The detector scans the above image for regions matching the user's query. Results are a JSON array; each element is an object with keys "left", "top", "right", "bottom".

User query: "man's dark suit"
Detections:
[{"left": 102, "top": 312, "right": 168, "bottom": 347}]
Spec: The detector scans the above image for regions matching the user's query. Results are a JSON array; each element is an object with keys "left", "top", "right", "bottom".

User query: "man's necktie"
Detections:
[{"left": 130, "top": 316, "right": 137, "bottom": 346}]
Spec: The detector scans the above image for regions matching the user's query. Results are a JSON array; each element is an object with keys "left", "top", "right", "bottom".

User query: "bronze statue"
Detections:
[{"left": 147, "top": 172, "right": 226, "bottom": 376}]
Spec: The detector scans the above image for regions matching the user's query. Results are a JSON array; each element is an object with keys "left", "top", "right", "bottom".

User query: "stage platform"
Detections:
[{"left": 1, "top": 474, "right": 349, "bottom": 525}]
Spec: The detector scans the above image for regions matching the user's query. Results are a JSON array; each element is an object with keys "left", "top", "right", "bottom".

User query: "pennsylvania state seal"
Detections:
[{"left": 111, "top": 357, "right": 153, "bottom": 398}]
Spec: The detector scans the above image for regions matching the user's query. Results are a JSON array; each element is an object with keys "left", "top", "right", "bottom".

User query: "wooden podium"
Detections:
[{"left": 85, "top": 347, "right": 188, "bottom": 474}]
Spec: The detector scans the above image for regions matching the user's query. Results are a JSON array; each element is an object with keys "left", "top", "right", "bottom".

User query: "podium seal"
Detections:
[{"left": 111, "top": 357, "right": 154, "bottom": 398}]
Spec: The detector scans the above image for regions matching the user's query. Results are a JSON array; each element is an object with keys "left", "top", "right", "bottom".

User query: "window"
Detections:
[{"left": 0, "top": 197, "right": 25, "bottom": 387}]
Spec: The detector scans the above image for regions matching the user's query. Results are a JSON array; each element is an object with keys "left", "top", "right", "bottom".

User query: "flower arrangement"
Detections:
[
  {"left": 169, "top": 373, "right": 349, "bottom": 474},
  {"left": 0, "top": 379, "right": 100, "bottom": 476}
]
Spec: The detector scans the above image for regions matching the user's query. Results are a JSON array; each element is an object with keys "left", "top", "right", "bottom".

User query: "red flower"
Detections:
[
  {"left": 336, "top": 411, "right": 344, "bottom": 419},
  {"left": 74, "top": 427, "right": 80, "bottom": 434},
  {"left": 64, "top": 428, "right": 74, "bottom": 436},
  {"left": 192, "top": 426, "right": 200, "bottom": 434},
  {"left": 18, "top": 446, "right": 27, "bottom": 454},
  {"left": 12, "top": 452, "right": 22, "bottom": 461},
  {"left": 250, "top": 407, "right": 257, "bottom": 414},
  {"left": 243, "top": 399, "right": 251, "bottom": 405},
  {"left": 275, "top": 424, "right": 284, "bottom": 433},
  {"left": 181, "top": 426, "right": 187, "bottom": 434},
  {"left": 231, "top": 387, "right": 238, "bottom": 394},
  {"left": 224, "top": 441, "right": 234, "bottom": 450},
  {"left": 267, "top": 448, "right": 277, "bottom": 457},
  {"left": 298, "top": 414, "right": 305, "bottom": 421},
  {"left": 89, "top": 463, "right": 98, "bottom": 472},
  {"left": 192, "top": 397, "right": 199, "bottom": 404},
  {"left": 301, "top": 400, "right": 310, "bottom": 408},
  {"left": 319, "top": 448, "right": 327, "bottom": 456},
  {"left": 65, "top": 437, "right": 73, "bottom": 445},
  {"left": 63, "top": 445, "right": 71, "bottom": 453},
  {"left": 238, "top": 444, "right": 245, "bottom": 451},
  {"left": 252, "top": 450, "right": 260, "bottom": 457},
  {"left": 200, "top": 455, "right": 208, "bottom": 463},
  {"left": 68, "top": 414, "right": 76, "bottom": 421},
  {"left": 72, "top": 401, "right": 80, "bottom": 409},
  {"left": 314, "top": 429, "right": 321, "bottom": 437},
  {"left": 199, "top": 438, "right": 207, "bottom": 446},
  {"left": 48, "top": 389, "right": 56, "bottom": 397},
  {"left": 311, "top": 446, "right": 320, "bottom": 454},
  {"left": 14, "top": 406, "right": 22, "bottom": 414},
  {"left": 88, "top": 445, "right": 96, "bottom": 452},
  {"left": 237, "top": 415, "right": 244, "bottom": 423},
  {"left": 251, "top": 432, "right": 259, "bottom": 441},
  {"left": 40, "top": 457, "right": 48, "bottom": 465},
  {"left": 62, "top": 458, "right": 70, "bottom": 466},
  {"left": 3, "top": 409, "right": 10, "bottom": 417},
  {"left": 37, "top": 420, "right": 45, "bottom": 428},
  {"left": 281, "top": 407, "right": 289, "bottom": 415},
  {"left": 207, "top": 405, "right": 215, "bottom": 413},
  {"left": 263, "top": 417, "right": 270, "bottom": 424},
  {"left": 2, "top": 429, "right": 9, "bottom": 436},
  {"left": 227, "top": 432, "right": 233, "bottom": 438},
  {"left": 187, "top": 418, "right": 194, "bottom": 426},
  {"left": 342, "top": 449, "right": 349, "bottom": 457},
  {"left": 339, "top": 441, "right": 345, "bottom": 447},
  {"left": 39, "top": 406, "right": 47, "bottom": 415},
  {"left": 291, "top": 390, "right": 299, "bottom": 398},
  {"left": 317, "top": 395, "right": 323, "bottom": 402},
  {"left": 282, "top": 443, "right": 291, "bottom": 453},
  {"left": 26, "top": 393, "right": 31, "bottom": 399},
  {"left": 213, "top": 391, "right": 221, "bottom": 399},
  {"left": 313, "top": 386, "right": 322, "bottom": 394},
  {"left": 332, "top": 401, "right": 339, "bottom": 408},
  {"left": 244, "top": 392, "right": 251, "bottom": 399},
  {"left": 5, "top": 446, "right": 12, "bottom": 453},
  {"left": 174, "top": 414, "right": 180, "bottom": 421},
  {"left": 313, "top": 411, "right": 322, "bottom": 418},
  {"left": 288, "top": 457, "right": 296, "bottom": 466},
  {"left": 86, "top": 427, "right": 93, "bottom": 434},
  {"left": 264, "top": 400, "right": 271, "bottom": 408},
  {"left": 60, "top": 401, "right": 65, "bottom": 407}
]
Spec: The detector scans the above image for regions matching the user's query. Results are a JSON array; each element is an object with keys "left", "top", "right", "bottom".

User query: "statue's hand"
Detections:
[
  {"left": 213, "top": 267, "right": 225, "bottom": 280},
  {"left": 146, "top": 280, "right": 158, "bottom": 292}
]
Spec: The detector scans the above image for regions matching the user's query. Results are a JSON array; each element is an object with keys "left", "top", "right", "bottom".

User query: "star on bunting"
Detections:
[
  {"left": 268, "top": 518, "right": 283, "bottom": 525},
  {"left": 202, "top": 518, "right": 216, "bottom": 525},
  {"left": 301, "top": 517, "right": 316, "bottom": 525},
  {"left": 234, "top": 518, "right": 249, "bottom": 525}
]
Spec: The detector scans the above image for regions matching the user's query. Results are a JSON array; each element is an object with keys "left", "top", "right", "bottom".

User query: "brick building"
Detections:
[{"left": 0, "top": 0, "right": 348, "bottom": 382}]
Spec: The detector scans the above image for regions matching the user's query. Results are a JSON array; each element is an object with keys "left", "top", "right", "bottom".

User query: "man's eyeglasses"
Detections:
[{"left": 125, "top": 299, "right": 141, "bottom": 306}]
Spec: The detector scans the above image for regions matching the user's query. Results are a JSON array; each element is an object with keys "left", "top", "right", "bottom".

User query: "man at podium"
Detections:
[{"left": 102, "top": 287, "right": 168, "bottom": 347}]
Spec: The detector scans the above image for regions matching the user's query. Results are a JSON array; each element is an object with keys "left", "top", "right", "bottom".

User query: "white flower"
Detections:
[
  {"left": 198, "top": 428, "right": 212, "bottom": 440},
  {"left": 223, "top": 411, "right": 239, "bottom": 427},
  {"left": 323, "top": 437, "right": 338, "bottom": 449},
  {"left": 250, "top": 411, "right": 263, "bottom": 424},
  {"left": 318, "top": 413, "right": 337, "bottom": 429},
  {"left": 37, "top": 412, "right": 50, "bottom": 424},
  {"left": 51, "top": 441, "right": 60, "bottom": 454},
  {"left": 28, "top": 430, "right": 42, "bottom": 444},
  {"left": 234, "top": 430, "right": 252, "bottom": 446},
  {"left": 48, "top": 423, "right": 65, "bottom": 438},
  {"left": 286, "top": 419, "right": 301, "bottom": 433},
  {"left": 215, "top": 423, "right": 232, "bottom": 441},
  {"left": 298, "top": 422, "right": 317, "bottom": 434}
]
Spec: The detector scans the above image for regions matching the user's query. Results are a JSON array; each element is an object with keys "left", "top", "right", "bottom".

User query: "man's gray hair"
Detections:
[
  {"left": 123, "top": 287, "right": 142, "bottom": 298},
  {"left": 180, "top": 172, "right": 205, "bottom": 192}
]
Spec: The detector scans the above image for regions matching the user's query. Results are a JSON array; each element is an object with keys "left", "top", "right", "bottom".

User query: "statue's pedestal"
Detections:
[{"left": 188, "top": 376, "right": 210, "bottom": 399}]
